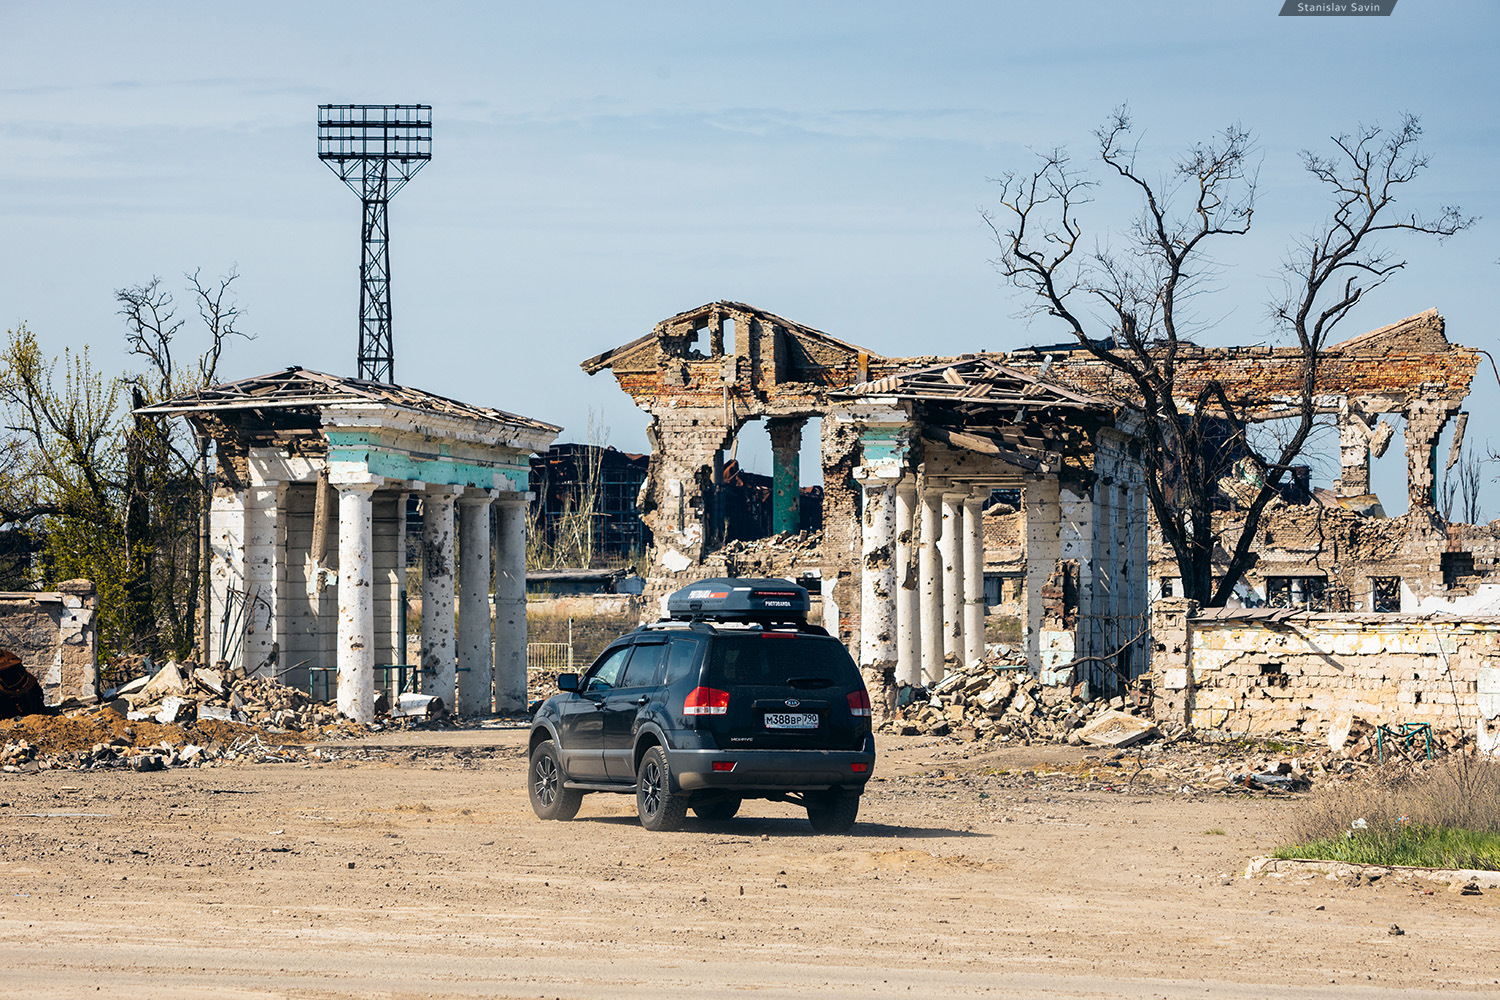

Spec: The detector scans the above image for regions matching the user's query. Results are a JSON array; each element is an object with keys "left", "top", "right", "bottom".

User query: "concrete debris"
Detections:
[
  {"left": 0, "top": 739, "right": 37, "bottom": 770},
  {"left": 112, "top": 660, "right": 342, "bottom": 732},
  {"left": 1076, "top": 710, "right": 1159, "bottom": 748},
  {"left": 392, "top": 693, "right": 446, "bottom": 719},
  {"left": 138, "top": 660, "right": 186, "bottom": 700},
  {"left": 887, "top": 648, "right": 1155, "bottom": 745}
]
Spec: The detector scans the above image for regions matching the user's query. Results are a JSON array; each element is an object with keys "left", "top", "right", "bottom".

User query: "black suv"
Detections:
[{"left": 526, "top": 578, "right": 876, "bottom": 833}]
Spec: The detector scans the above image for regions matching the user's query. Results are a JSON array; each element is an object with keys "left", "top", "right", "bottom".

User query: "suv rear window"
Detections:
[{"left": 707, "top": 635, "right": 861, "bottom": 689}]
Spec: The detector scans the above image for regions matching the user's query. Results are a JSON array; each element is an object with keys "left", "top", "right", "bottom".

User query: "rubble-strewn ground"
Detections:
[{"left": 1, "top": 727, "right": 1498, "bottom": 999}]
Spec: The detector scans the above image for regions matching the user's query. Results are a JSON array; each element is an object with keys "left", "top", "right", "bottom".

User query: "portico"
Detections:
[{"left": 142, "top": 367, "right": 559, "bottom": 722}]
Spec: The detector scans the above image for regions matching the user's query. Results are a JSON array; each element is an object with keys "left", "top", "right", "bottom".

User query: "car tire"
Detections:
[
  {"left": 636, "top": 745, "right": 689, "bottom": 832},
  {"left": 692, "top": 795, "right": 742, "bottom": 822},
  {"left": 528, "top": 740, "right": 583, "bottom": 821},
  {"left": 806, "top": 790, "right": 860, "bottom": 834}
]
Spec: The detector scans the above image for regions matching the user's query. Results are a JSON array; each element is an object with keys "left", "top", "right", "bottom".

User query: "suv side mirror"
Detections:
[{"left": 557, "top": 672, "right": 580, "bottom": 692}]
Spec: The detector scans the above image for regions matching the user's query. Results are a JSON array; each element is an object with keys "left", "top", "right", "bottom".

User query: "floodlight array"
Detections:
[{"left": 318, "top": 104, "right": 432, "bottom": 162}]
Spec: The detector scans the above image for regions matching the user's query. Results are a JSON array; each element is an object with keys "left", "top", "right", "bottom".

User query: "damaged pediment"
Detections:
[{"left": 581, "top": 300, "right": 883, "bottom": 401}]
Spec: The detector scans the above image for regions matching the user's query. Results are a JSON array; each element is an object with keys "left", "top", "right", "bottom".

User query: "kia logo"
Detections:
[{"left": 785, "top": 699, "right": 800, "bottom": 708}]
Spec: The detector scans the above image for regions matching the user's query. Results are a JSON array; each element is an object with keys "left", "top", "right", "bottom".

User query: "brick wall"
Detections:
[
  {"left": 1150, "top": 599, "right": 1499, "bottom": 738},
  {"left": 0, "top": 580, "right": 99, "bottom": 706}
]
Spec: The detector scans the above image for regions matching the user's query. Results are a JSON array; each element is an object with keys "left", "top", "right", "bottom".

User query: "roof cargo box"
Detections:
[{"left": 666, "top": 578, "right": 810, "bottom": 621}]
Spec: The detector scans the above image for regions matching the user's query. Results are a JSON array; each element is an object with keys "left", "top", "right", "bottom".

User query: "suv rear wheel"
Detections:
[
  {"left": 636, "top": 745, "right": 690, "bottom": 831},
  {"left": 528, "top": 740, "right": 582, "bottom": 821},
  {"left": 806, "top": 789, "right": 860, "bottom": 834}
]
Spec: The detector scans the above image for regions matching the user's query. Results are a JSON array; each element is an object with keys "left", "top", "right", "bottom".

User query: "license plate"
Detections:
[{"left": 764, "top": 712, "right": 819, "bottom": 729}]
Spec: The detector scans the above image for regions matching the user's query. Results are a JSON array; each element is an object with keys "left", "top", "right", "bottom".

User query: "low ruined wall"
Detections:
[
  {"left": 1150, "top": 598, "right": 1497, "bottom": 738},
  {"left": 0, "top": 580, "right": 99, "bottom": 707},
  {"left": 527, "top": 595, "right": 646, "bottom": 669}
]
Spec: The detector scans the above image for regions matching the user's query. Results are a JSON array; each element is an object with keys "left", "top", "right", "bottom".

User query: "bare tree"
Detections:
[
  {"left": 1441, "top": 447, "right": 1485, "bottom": 525},
  {"left": 0, "top": 268, "right": 251, "bottom": 657},
  {"left": 986, "top": 110, "right": 1472, "bottom": 606},
  {"left": 116, "top": 267, "right": 252, "bottom": 655}
]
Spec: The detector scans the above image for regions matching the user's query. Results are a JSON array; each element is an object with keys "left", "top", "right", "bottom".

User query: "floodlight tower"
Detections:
[{"left": 317, "top": 104, "right": 432, "bottom": 384}]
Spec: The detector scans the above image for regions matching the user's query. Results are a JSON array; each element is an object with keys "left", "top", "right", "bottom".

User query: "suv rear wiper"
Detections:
[{"left": 785, "top": 676, "right": 833, "bottom": 688}]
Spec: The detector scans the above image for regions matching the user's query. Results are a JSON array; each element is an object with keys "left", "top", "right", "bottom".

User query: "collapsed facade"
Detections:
[
  {"left": 997, "top": 309, "right": 1486, "bottom": 613},
  {"left": 141, "top": 367, "right": 558, "bottom": 722},
  {"left": 583, "top": 302, "right": 1151, "bottom": 707},
  {"left": 585, "top": 301, "right": 1492, "bottom": 720}
]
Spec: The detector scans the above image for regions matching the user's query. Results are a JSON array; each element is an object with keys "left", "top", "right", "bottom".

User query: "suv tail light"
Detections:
[
  {"left": 684, "top": 687, "right": 731, "bottom": 716},
  {"left": 847, "top": 690, "right": 872, "bottom": 718}
]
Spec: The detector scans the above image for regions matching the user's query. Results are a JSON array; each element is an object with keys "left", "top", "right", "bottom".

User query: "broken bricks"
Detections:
[
  {"left": 890, "top": 648, "right": 1155, "bottom": 746},
  {"left": 113, "top": 659, "right": 340, "bottom": 733}
]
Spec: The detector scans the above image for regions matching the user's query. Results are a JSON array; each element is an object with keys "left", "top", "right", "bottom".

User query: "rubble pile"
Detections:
[
  {"left": 716, "top": 529, "right": 823, "bottom": 559},
  {"left": 0, "top": 738, "right": 37, "bottom": 770},
  {"left": 889, "top": 646, "right": 1162, "bottom": 747},
  {"left": 112, "top": 660, "right": 341, "bottom": 732}
]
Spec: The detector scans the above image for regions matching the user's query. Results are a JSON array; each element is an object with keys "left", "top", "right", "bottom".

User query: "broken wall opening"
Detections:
[
  {"left": 1369, "top": 413, "right": 1409, "bottom": 516},
  {"left": 709, "top": 416, "right": 824, "bottom": 545},
  {"left": 1436, "top": 415, "right": 1485, "bottom": 525},
  {"left": 1246, "top": 414, "right": 1340, "bottom": 489}
]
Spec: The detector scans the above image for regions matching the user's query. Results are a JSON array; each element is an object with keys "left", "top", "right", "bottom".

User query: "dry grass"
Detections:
[{"left": 1276, "top": 756, "right": 1500, "bottom": 870}]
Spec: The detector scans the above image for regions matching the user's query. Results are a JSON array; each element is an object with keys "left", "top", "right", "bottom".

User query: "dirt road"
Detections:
[{"left": 0, "top": 726, "right": 1496, "bottom": 999}]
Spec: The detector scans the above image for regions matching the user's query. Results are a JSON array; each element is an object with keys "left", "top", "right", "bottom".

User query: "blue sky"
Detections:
[{"left": 1, "top": 2, "right": 1496, "bottom": 513}]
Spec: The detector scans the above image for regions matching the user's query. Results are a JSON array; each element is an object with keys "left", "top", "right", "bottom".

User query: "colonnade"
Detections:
[
  {"left": 332, "top": 477, "right": 529, "bottom": 723},
  {"left": 857, "top": 474, "right": 993, "bottom": 688}
]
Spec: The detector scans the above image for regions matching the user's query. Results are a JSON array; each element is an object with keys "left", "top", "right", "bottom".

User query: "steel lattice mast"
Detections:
[{"left": 317, "top": 104, "right": 431, "bottom": 384}]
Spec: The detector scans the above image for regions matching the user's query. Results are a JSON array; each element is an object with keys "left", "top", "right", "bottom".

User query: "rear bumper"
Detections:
[{"left": 668, "top": 735, "right": 876, "bottom": 793}]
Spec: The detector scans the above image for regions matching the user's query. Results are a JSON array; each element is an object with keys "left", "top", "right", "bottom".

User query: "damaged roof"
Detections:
[
  {"left": 581, "top": 300, "right": 880, "bottom": 375},
  {"left": 835, "top": 357, "right": 1116, "bottom": 410},
  {"left": 999, "top": 309, "right": 1479, "bottom": 412},
  {"left": 137, "top": 366, "right": 561, "bottom": 434},
  {"left": 839, "top": 357, "right": 1132, "bottom": 477}
]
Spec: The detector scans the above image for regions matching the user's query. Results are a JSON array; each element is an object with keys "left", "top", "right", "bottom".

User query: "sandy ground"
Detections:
[{"left": 0, "top": 727, "right": 1497, "bottom": 999}]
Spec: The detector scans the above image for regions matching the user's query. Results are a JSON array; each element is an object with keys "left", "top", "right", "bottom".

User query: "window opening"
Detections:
[
  {"left": 1441, "top": 551, "right": 1475, "bottom": 589},
  {"left": 1371, "top": 576, "right": 1401, "bottom": 612},
  {"left": 1266, "top": 576, "right": 1328, "bottom": 610}
]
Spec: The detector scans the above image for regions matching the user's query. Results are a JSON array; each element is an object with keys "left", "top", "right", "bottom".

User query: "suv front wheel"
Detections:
[
  {"left": 528, "top": 740, "right": 583, "bottom": 821},
  {"left": 636, "top": 745, "right": 690, "bottom": 831}
]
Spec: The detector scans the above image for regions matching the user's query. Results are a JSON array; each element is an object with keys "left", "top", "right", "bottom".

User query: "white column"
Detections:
[
  {"left": 207, "top": 491, "right": 246, "bottom": 669},
  {"left": 1107, "top": 481, "right": 1125, "bottom": 668},
  {"left": 894, "top": 478, "right": 919, "bottom": 687},
  {"left": 857, "top": 473, "right": 898, "bottom": 717},
  {"left": 421, "top": 485, "right": 460, "bottom": 709},
  {"left": 918, "top": 486, "right": 944, "bottom": 684},
  {"left": 1088, "top": 480, "right": 1111, "bottom": 679},
  {"left": 335, "top": 481, "right": 378, "bottom": 723},
  {"left": 493, "top": 495, "right": 530, "bottom": 713},
  {"left": 1023, "top": 477, "right": 1061, "bottom": 675},
  {"left": 1129, "top": 482, "right": 1149, "bottom": 670},
  {"left": 939, "top": 491, "right": 965, "bottom": 671},
  {"left": 456, "top": 491, "right": 495, "bottom": 716},
  {"left": 391, "top": 490, "right": 410, "bottom": 683},
  {"left": 1060, "top": 482, "right": 1096, "bottom": 680},
  {"left": 962, "top": 489, "right": 986, "bottom": 670},
  {"left": 242, "top": 481, "right": 284, "bottom": 677}
]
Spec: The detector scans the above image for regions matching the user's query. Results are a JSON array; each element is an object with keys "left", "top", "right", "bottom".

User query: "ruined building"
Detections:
[
  {"left": 585, "top": 302, "right": 1491, "bottom": 711},
  {"left": 583, "top": 303, "right": 1151, "bottom": 707},
  {"left": 993, "top": 309, "right": 1484, "bottom": 613},
  {"left": 142, "top": 367, "right": 559, "bottom": 722}
]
